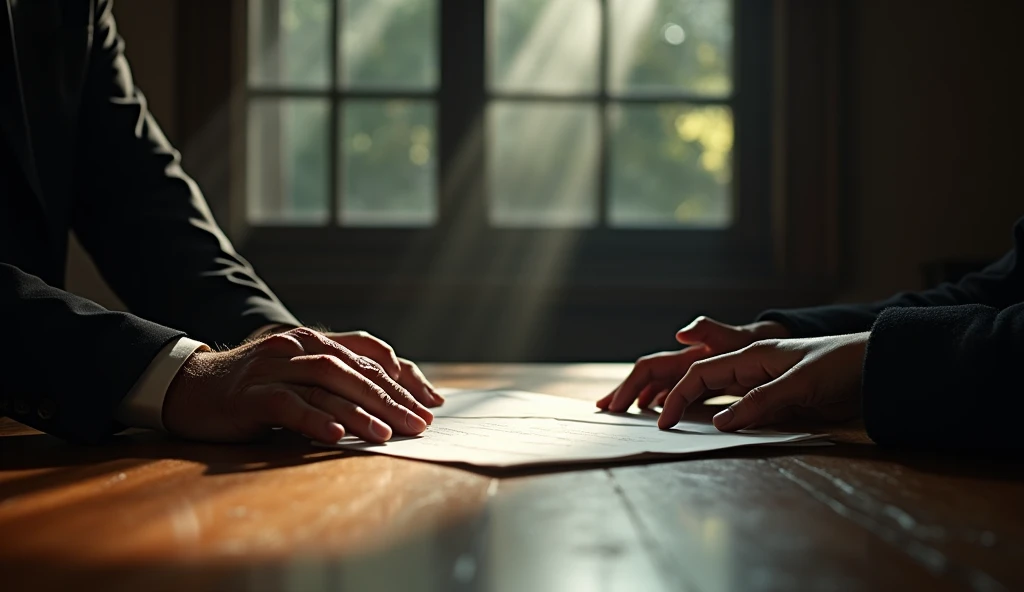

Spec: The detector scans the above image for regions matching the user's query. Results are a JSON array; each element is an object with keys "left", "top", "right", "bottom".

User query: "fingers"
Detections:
[
  {"left": 658, "top": 344, "right": 781, "bottom": 429},
  {"left": 247, "top": 384, "right": 346, "bottom": 444},
  {"left": 397, "top": 358, "right": 444, "bottom": 407},
  {"left": 326, "top": 331, "right": 402, "bottom": 380},
  {"left": 287, "top": 329, "right": 434, "bottom": 425},
  {"left": 712, "top": 370, "right": 806, "bottom": 432},
  {"left": 260, "top": 354, "right": 428, "bottom": 437},
  {"left": 676, "top": 316, "right": 736, "bottom": 347},
  {"left": 603, "top": 347, "right": 711, "bottom": 413},
  {"left": 637, "top": 383, "right": 673, "bottom": 410},
  {"left": 294, "top": 385, "right": 396, "bottom": 443}
]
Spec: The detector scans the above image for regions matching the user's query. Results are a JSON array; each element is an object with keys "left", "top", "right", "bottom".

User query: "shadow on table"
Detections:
[{"left": 0, "top": 429, "right": 349, "bottom": 500}]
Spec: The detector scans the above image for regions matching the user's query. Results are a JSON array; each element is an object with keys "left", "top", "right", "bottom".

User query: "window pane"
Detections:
[
  {"left": 489, "top": 0, "right": 601, "bottom": 94},
  {"left": 489, "top": 103, "right": 599, "bottom": 227},
  {"left": 340, "top": 100, "right": 437, "bottom": 226},
  {"left": 609, "top": 104, "right": 732, "bottom": 228},
  {"left": 608, "top": 0, "right": 732, "bottom": 96},
  {"left": 341, "top": 0, "right": 438, "bottom": 89},
  {"left": 248, "top": 0, "right": 330, "bottom": 88},
  {"left": 247, "top": 99, "right": 330, "bottom": 225}
]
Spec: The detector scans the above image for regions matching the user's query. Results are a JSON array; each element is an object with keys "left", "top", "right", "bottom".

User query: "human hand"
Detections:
[
  {"left": 657, "top": 332, "right": 869, "bottom": 431},
  {"left": 597, "top": 317, "right": 790, "bottom": 412},
  {"left": 322, "top": 331, "right": 443, "bottom": 408},
  {"left": 163, "top": 327, "right": 436, "bottom": 444}
]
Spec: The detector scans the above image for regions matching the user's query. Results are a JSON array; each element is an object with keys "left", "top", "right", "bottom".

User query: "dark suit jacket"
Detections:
[
  {"left": 760, "top": 217, "right": 1024, "bottom": 450},
  {"left": 1, "top": 0, "right": 299, "bottom": 442}
]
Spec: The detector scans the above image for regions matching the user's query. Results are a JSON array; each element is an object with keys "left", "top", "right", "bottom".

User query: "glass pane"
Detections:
[
  {"left": 247, "top": 99, "right": 330, "bottom": 225},
  {"left": 489, "top": 0, "right": 601, "bottom": 94},
  {"left": 608, "top": 0, "right": 732, "bottom": 96},
  {"left": 341, "top": 0, "right": 438, "bottom": 89},
  {"left": 248, "top": 0, "right": 330, "bottom": 88},
  {"left": 609, "top": 104, "right": 732, "bottom": 228},
  {"left": 489, "top": 103, "right": 599, "bottom": 227},
  {"left": 341, "top": 100, "right": 437, "bottom": 226}
]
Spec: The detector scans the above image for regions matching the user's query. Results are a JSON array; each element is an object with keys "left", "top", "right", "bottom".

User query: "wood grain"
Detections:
[{"left": 1, "top": 364, "right": 1021, "bottom": 591}]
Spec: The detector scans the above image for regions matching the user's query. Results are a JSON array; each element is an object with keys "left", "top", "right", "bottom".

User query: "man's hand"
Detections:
[
  {"left": 658, "top": 332, "right": 868, "bottom": 431},
  {"left": 163, "top": 327, "right": 437, "bottom": 444},
  {"left": 322, "top": 331, "right": 443, "bottom": 409},
  {"left": 597, "top": 317, "right": 791, "bottom": 412}
]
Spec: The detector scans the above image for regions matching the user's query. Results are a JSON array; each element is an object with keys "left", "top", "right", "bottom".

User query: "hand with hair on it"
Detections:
[
  {"left": 163, "top": 327, "right": 443, "bottom": 445},
  {"left": 597, "top": 316, "right": 792, "bottom": 413},
  {"left": 655, "top": 332, "right": 868, "bottom": 432}
]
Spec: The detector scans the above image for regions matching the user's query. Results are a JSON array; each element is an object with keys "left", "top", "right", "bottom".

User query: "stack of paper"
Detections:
[{"left": 322, "top": 390, "right": 824, "bottom": 468}]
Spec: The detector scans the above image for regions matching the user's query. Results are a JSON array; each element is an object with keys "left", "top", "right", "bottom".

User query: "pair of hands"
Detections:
[
  {"left": 598, "top": 317, "right": 867, "bottom": 432},
  {"left": 163, "top": 328, "right": 442, "bottom": 444}
]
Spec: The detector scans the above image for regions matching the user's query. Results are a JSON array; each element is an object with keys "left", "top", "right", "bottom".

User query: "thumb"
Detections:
[
  {"left": 712, "top": 370, "right": 805, "bottom": 431},
  {"left": 676, "top": 316, "right": 739, "bottom": 350}
]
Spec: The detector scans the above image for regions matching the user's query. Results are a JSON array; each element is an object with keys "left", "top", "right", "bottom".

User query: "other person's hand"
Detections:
[
  {"left": 163, "top": 327, "right": 436, "bottom": 444},
  {"left": 597, "top": 317, "right": 791, "bottom": 412},
  {"left": 657, "top": 332, "right": 868, "bottom": 431}
]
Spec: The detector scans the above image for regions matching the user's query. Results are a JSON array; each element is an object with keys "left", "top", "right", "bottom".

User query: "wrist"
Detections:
[{"left": 162, "top": 348, "right": 218, "bottom": 438}]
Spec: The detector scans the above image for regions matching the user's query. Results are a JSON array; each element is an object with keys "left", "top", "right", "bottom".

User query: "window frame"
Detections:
[{"left": 174, "top": 0, "right": 844, "bottom": 360}]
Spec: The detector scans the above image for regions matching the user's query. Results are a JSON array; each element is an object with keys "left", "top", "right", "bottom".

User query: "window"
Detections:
[
  {"left": 236, "top": 0, "right": 778, "bottom": 360},
  {"left": 244, "top": 0, "right": 755, "bottom": 231}
]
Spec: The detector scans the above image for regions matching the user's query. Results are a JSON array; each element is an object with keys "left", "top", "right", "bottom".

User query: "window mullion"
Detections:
[
  {"left": 437, "top": 0, "right": 487, "bottom": 232},
  {"left": 598, "top": 0, "right": 610, "bottom": 228},
  {"left": 329, "top": 0, "right": 341, "bottom": 226}
]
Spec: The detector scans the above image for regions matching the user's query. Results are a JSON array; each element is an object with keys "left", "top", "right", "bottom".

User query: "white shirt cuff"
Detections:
[{"left": 115, "top": 337, "right": 207, "bottom": 431}]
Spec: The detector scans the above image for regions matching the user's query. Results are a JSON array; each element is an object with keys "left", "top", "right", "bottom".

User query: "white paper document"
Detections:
[{"left": 321, "top": 390, "right": 824, "bottom": 468}]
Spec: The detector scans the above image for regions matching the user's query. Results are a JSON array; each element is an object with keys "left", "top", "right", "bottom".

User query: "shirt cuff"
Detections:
[{"left": 115, "top": 337, "right": 208, "bottom": 431}]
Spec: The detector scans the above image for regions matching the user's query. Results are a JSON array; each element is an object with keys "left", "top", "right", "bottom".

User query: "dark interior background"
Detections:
[{"left": 68, "top": 0, "right": 1024, "bottom": 360}]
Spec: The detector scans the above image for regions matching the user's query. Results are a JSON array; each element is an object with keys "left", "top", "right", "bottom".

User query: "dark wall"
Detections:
[{"left": 840, "top": 0, "right": 1024, "bottom": 301}]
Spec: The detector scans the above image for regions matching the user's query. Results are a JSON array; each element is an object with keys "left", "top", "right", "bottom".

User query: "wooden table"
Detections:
[{"left": 1, "top": 364, "right": 1022, "bottom": 592}]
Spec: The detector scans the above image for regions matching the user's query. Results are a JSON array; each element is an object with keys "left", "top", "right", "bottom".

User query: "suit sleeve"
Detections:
[
  {"left": 70, "top": 0, "right": 300, "bottom": 348},
  {"left": 861, "top": 302, "right": 1024, "bottom": 450},
  {"left": 756, "top": 217, "right": 1024, "bottom": 337},
  {"left": 1, "top": 263, "right": 183, "bottom": 443}
]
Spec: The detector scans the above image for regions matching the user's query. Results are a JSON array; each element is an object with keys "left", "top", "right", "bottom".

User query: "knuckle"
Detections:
[
  {"left": 261, "top": 333, "right": 303, "bottom": 355},
  {"left": 355, "top": 355, "right": 389, "bottom": 379},
  {"left": 308, "top": 354, "right": 341, "bottom": 373},
  {"left": 267, "top": 389, "right": 299, "bottom": 415},
  {"left": 289, "top": 327, "right": 321, "bottom": 341},
  {"left": 306, "top": 386, "right": 330, "bottom": 407},
  {"left": 745, "top": 387, "right": 770, "bottom": 411}
]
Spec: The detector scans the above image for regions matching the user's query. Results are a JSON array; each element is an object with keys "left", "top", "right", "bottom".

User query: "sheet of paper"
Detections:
[{"left": 320, "top": 390, "right": 825, "bottom": 468}]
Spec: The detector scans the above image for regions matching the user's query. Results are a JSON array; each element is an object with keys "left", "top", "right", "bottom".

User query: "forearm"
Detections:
[
  {"left": 2, "top": 263, "right": 183, "bottom": 442},
  {"left": 759, "top": 217, "right": 1024, "bottom": 338},
  {"left": 861, "top": 302, "right": 1024, "bottom": 450}
]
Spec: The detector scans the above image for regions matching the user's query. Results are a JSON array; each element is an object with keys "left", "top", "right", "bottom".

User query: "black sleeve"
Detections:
[
  {"left": 756, "top": 217, "right": 1024, "bottom": 338},
  {"left": 70, "top": 0, "right": 300, "bottom": 348},
  {"left": 860, "top": 302, "right": 1024, "bottom": 450},
  {"left": 1, "top": 263, "right": 183, "bottom": 443}
]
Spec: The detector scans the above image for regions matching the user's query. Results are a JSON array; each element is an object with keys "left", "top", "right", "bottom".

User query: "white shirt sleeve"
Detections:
[{"left": 115, "top": 337, "right": 208, "bottom": 431}]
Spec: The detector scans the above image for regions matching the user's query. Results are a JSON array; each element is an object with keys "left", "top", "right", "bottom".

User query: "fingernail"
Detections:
[
  {"left": 406, "top": 412, "right": 428, "bottom": 432},
  {"left": 713, "top": 408, "right": 735, "bottom": 430},
  {"left": 432, "top": 391, "right": 445, "bottom": 404},
  {"left": 370, "top": 420, "right": 392, "bottom": 440}
]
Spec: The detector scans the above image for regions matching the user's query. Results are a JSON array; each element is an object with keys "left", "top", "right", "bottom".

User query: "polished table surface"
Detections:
[{"left": 1, "top": 364, "right": 1022, "bottom": 592}]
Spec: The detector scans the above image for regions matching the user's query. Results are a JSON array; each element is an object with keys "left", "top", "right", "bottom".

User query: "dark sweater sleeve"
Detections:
[
  {"left": 757, "top": 217, "right": 1024, "bottom": 338},
  {"left": 861, "top": 302, "right": 1024, "bottom": 450}
]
